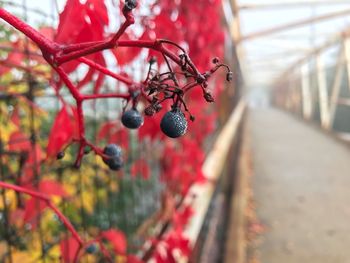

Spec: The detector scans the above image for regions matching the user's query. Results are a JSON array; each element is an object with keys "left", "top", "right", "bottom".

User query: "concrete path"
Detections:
[{"left": 249, "top": 107, "right": 350, "bottom": 263}]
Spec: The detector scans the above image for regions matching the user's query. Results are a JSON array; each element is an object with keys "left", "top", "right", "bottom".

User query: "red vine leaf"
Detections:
[
  {"left": 112, "top": 32, "right": 144, "bottom": 65},
  {"left": 8, "top": 131, "right": 31, "bottom": 152},
  {"left": 101, "top": 229, "right": 127, "bottom": 255},
  {"left": 23, "top": 198, "right": 47, "bottom": 223},
  {"left": 0, "top": 41, "right": 24, "bottom": 75},
  {"left": 38, "top": 179, "right": 68, "bottom": 197},
  {"left": 98, "top": 121, "right": 129, "bottom": 149},
  {"left": 46, "top": 106, "right": 76, "bottom": 159},
  {"left": 130, "top": 159, "right": 150, "bottom": 180},
  {"left": 127, "top": 255, "right": 144, "bottom": 263},
  {"left": 23, "top": 180, "right": 67, "bottom": 224},
  {"left": 60, "top": 236, "right": 80, "bottom": 263}
]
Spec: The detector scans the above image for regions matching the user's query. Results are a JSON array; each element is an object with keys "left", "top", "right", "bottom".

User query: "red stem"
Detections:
[
  {"left": 78, "top": 57, "right": 134, "bottom": 86},
  {"left": 56, "top": 41, "right": 112, "bottom": 65},
  {"left": 82, "top": 93, "right": 130, "bottom": 101},
  {"left": 0, "top": 8, "right": 58, "bottom": 53},
  {"left": 0, "top": 181, "right": 83, "bottom": 246}
]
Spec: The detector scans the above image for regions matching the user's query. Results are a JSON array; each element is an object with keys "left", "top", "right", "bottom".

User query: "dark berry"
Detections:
[
  {"left": 85, "top": 243, "right": 98, "bottom": 254},
  {"left": 56, "top": 151, "right": 65, "bottom": 160},
  {"left": 149, "top": 56, "right": 157, "bottom": 65},
  {"left": 204, "top": 92, "right": 214, "bottom": 103},
  {"left": 144, "top": 105, "right": 156, "bottom": 116},
  {"left": 103, "top": 144, "right": 123, "bottom": 171},
  {"left": 84, "top": 146, "right": 91, "bottom": 154},
  {"left": 226, "top": 71, "right": 234, "bottom": 82},
  {"left": 160, "top": 108, "right": 187, "bottom": 138},
  {"left": 121, "top": 109, "right": 144, "bottom": 129},
  {"left": 124, "top": 0, "right": 137, "bottom": 11},
  {"left": 212, "top": 57, "right": 219, "bottom": 64}
]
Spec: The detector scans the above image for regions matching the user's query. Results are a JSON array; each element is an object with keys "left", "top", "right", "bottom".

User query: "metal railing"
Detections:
[{"left": 273, "top": 33, "right": 350, "bottom": 139}]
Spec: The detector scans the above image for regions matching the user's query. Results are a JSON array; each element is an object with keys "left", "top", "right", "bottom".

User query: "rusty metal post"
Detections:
[
  {"left": 328, "top": 42, "right": 345, "bottom": 128},
  {"left": 316, "top": 54, "right": 330, "bottom": 128},
  {"left": 301, "top": 64, "right": 313, "bottom": 120}
]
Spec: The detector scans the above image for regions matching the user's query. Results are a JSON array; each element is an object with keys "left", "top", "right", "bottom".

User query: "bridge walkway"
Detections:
[{"left": 249, "top": 107, "right": 350, "bottom": 263}]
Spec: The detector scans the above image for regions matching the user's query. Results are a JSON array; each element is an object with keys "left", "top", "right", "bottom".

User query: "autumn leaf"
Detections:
[
  {"left": 101, "top": 229, "right": 127, "bottom": 255},
  {"left": 127, "top": 255, "right": 144, "bottom": 263},
  {"left": 60, "top": 236, "right": 81, "bottom": 263},
  {"left": 130, "top": 159, "right": 150, "bottom": 180},
  {"left": 23, "top": 180, "right": 67, "bottom": 224},
  {"left": 23, "top": 198, "right": 47, "bottom": 223},
  {"left": 112, "top": 31, "right": 144, "bottom": 66},
  {"left": 98, "top": 121, "right": 129, "bottom": 149},
  {"left": 38, "top": 179, "right": 68, "bottom": 197},
  {"left": 46, "top": 105, "right": 76, "bottom": 159}
]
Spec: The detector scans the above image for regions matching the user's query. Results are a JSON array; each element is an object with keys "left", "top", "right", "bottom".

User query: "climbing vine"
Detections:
[{"left": 0, "top": 0, "right": 230, "bottom": 262}]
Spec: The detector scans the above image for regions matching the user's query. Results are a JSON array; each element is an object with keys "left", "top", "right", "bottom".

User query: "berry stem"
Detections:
[
  {"left": 0, "top": 181, "right": 84, "bottom": 246},
  {"left": 0, "top": 8, "right": 59, "bottom": 53},
  {"left": 78, "top": 57, "right": 134, "bottom": 85},
  {"left": 82, "top": 93, "right": 130, "bottom": 101}
]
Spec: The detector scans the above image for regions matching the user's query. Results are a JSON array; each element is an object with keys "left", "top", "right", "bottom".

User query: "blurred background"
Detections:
[{"left": 1, "top": 0, "right": 350, "bottom": 263}]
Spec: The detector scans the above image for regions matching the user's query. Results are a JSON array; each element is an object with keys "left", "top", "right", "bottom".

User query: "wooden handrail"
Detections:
[
  {"left": 142, "top": 99, "right": 246, "bottom": 262},
  {"left": 183, "top": 99, "right": 246, "bottom": 244}
]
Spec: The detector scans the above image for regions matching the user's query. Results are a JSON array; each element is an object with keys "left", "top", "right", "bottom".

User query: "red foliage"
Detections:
[
  {"left": 0, "top": 41, "right": 24, "bottom": 75},
  {"left": 112, "top": 32, "right": 143, "bottom": 65},
  {"left": 131, "top": 159, "right": 150, "bottom": 180},
  {"left": 173, "top": 205, "right": 194, "bottom": 228},
  {"left": 46, "top": 105, "right": 78, "bottom": 159},
  {"left": 8, "top": 131, "right": 31, "bottom": 152},
  {"left": 97, "top": 121, "right": 129, "bottom": 149},
  {"left": 101, "top": 229, "right": 127, "bottom": 255},
  {"left": 146, "top": 0, "right": 225, "bottom": 71},
  {"left": 60, "top": 236, "right": 81, "bottom": 263},
  {"left": 23, "top": 180, "right": 67, "bottom": 224},
  {"left": 153, "top": 228, "right": 191, "bottom": 263},
  {"left": 127, "top": 255, "right": 144, "bottom": 263},
  {"left": 9, "top": 131, "right": 44, "bottom": 184},
  {"left": 23, "top": 198, "right": 47, "bottom": 223},
  {"left": 138, "top": 114, "right": 164, "bottom": 141},
  {"left": 36, "top": 179, "right": 68, "bottom": 197},
  {"left": 0, "top": 0, "right": 228, "bottom": 260},
  {"left": 55, "top": 0, "right": 109, "bottom": 82},
  {"left": 160, "top": 138, "right": 206, "bottom": 195}
]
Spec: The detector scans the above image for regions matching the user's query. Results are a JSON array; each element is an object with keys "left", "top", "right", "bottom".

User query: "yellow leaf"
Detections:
[
  {"left": 6, "top": 250, "right": 31, "bottom": 263},
  {"left": 0, "top": 189, "right": 17, "bottom": 211},
  {"left": 81, "top": 190, "right": 94, "bottom": 214}
]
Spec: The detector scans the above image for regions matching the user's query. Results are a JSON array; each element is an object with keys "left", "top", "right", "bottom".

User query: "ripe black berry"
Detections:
[
  {"left": 124, "top": 0, "right": 137, "bottom": 11},
  {"left": 160, "top": 108, "right": 188, "bottom": 138},
  {"left": 56, "top": 151, "right": 65, "bottom": 160},
  {"left": 84, "top": 146, "right": 91, "bottom": 154},
  {"left": 85, "top": 243, "right": 98, "bottom": 254},
  {"left": 212, "top": 57, "right": 219, "bottom": 64},
  {"left": 226, "top": 71, "right": 234, "bottom": 82},
  {"left": 204, "top": 92, "right": 214, "bottom": 103},
  {"left": 103, "top": 144, "right": 123, "bottom": 171},
  {"left": 121, "top": 109, "right": 144, "bottom": 129}
]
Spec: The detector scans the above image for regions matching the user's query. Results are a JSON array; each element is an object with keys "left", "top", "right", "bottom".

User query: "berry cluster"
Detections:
[
  {"left": 0, "top": 1, "right": 232, "bottom": 172},
  {"left": 102, "top": 144, "right": 123, "bottom": 171}
]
